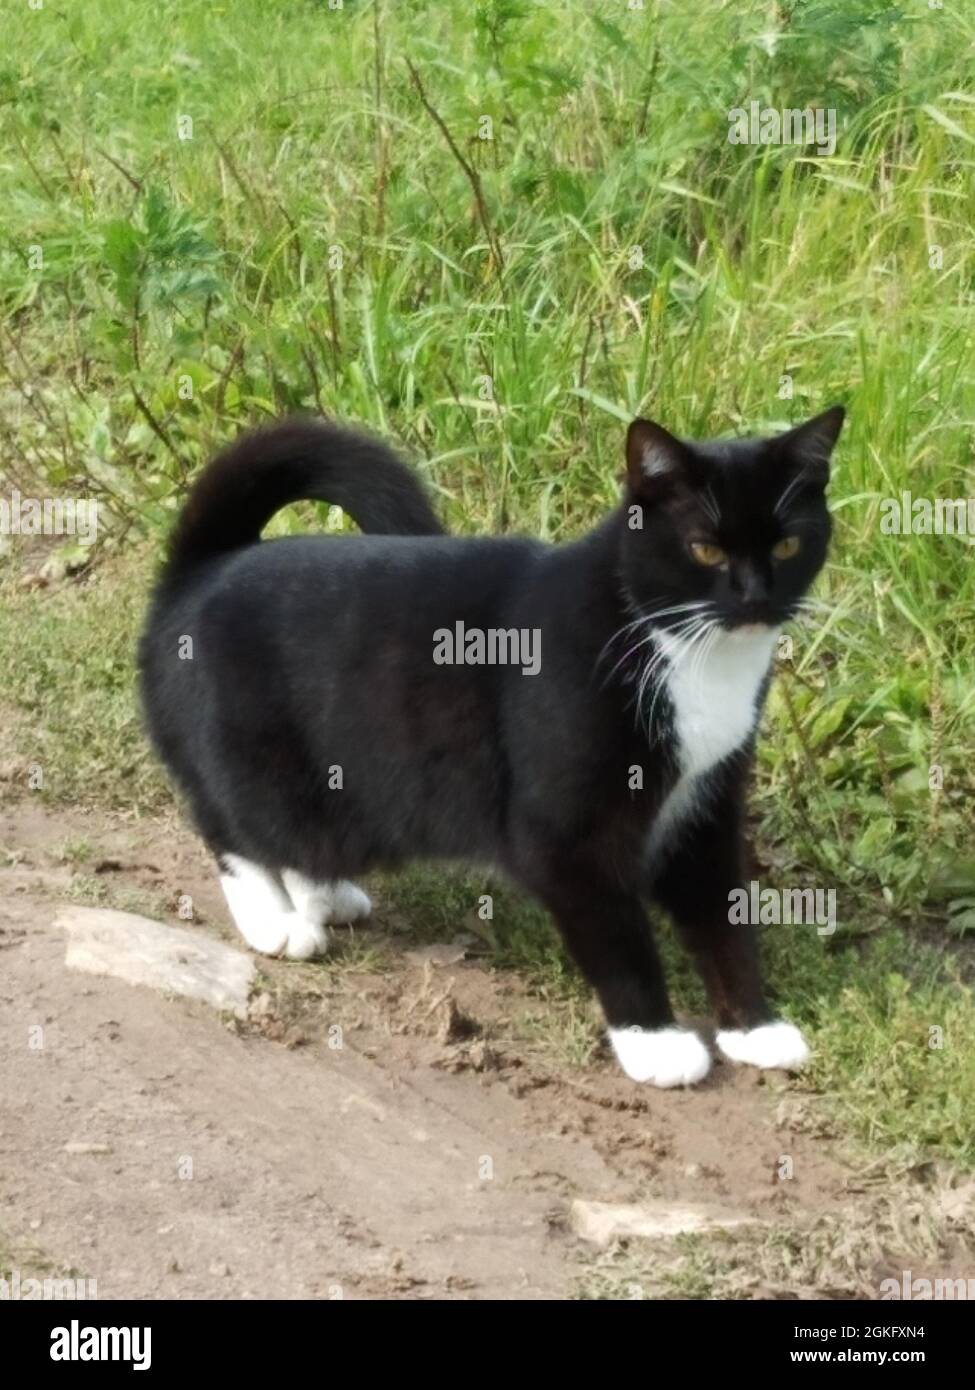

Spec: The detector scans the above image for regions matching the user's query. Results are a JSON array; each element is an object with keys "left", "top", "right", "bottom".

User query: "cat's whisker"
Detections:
[
  {"left": 595, "top": 617, "right": 652, "bottom": 674},
  {"left": 633, "top": 627, "right": 696, "bottom": 724},
  {"left": 602, "top": 630, "right": 666, "bottom": 688},
  {"left": 791, "top": 596, "right": 844, "bottom": 616},
  {"left": 773, "top": 468, "right": 809, "bottom": 519},
  {"left": 643, "top": 632, "right": 699, "bottom": 735},
  {"left": 599, "top": 620, "right": 674, "bottom": 687},
  {"left": 668, "top": 620, "right": 719, "bottom": 706},
  {"left": 639, "top": 601, "right": 711, "bottom": 626},
  {"left": 596, "top": 601, "right": 710, "bottom": 676},
  {"left": 642, "top": 644, "right": 682, "bottom": 734},
  {"left": 788, "top": 601, "right": 859, "bottom": 631},
  {"left": 683, "top": 620, "right": 717, "bottom": 686},
  {"left": 600, "top": 605, "right": 713, "bottom": 688},
  {"left": 620, "top": 625, "right": 708, "bottom": 715},
  {"left": 638, "top": 616, "right": 718, "bottom": 734},
  {"left": 691, "top": 624, "right": 722, "bottom": 697},
  {"left": 699, "top": 485, "right": 722, "bottom": 528},
  {"left": 640, "top": 597, "right": 712, "bottom": 617}
]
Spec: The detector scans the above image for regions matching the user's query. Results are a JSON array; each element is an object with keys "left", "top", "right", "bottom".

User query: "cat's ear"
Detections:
[
  {"left": 626, "top": 419, "right": 692, "bottom": 498},
  {"left": 776, "top": 406, "right": 845, "bottom": 483}
]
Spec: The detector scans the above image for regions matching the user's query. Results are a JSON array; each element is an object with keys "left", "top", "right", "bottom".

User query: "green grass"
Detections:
[
  {"left": 1, "top": 0, "right": 975, "bottom": 1173},
  {"left": 0, "top": 553, "right": 164, "bottom": 808},
  {"left": 576, "top": 1180, "right": 968, "bottom": 1299},
  {"left": 2, "top": 0, "right": 973, "bottom": 910},
  {"left": 0, "top": 1232, "right": 59, "bottom": 1286}
]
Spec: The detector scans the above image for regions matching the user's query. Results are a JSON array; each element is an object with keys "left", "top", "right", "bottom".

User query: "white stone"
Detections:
[
  {"left": 570, "top": 1199, "right": 757, "bottom": 1248},
  {"left": 58, "top": 906, "right": 254, "bottom": 1018}
]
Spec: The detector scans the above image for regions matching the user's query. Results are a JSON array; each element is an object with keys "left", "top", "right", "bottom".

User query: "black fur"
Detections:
[{"left": 139, "top": 409, "right": 843, "bottom": 1038}]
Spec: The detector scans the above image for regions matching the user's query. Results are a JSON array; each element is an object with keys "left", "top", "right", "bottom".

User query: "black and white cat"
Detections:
[{"left": 139, "top": 406, "right": 844, "bottom": 1087}]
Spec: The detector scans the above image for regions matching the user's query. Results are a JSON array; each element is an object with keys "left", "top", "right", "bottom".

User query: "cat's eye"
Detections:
[
  {"left": 689, "top": 541, "right": 727, "bottom": 568},
  {"left": 772, "top": 535, "right": 801, "bottom": 561}
]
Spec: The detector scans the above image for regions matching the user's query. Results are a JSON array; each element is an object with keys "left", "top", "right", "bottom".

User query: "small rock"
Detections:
[
  {"left": 58, "top": 906, "right": 255, "bottom": 1018},
  {"left": 570, "top": 1198, "right": 758, "bottom": 1248}
]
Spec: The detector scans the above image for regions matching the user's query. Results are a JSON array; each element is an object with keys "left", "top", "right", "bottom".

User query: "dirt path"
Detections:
[{"left": 0, "top": 798, "right": 854, "bottom": 1300}]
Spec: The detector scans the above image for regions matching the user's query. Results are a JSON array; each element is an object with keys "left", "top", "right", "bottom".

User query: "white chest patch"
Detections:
[{"left": 646, "top": 626, "right": 776, "bottom": 861}]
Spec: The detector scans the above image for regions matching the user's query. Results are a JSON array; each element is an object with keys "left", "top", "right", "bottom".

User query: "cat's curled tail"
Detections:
[{"left": 162, "top": 417, "right": 444, "bottom": 583}]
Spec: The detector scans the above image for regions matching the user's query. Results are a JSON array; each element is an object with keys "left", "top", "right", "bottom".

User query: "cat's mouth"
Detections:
[{"left": 722, "top": 602, "right": 781, "bottom": 633}]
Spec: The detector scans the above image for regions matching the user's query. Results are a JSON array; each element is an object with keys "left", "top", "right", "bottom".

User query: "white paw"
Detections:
[
  {"left": 716, "top": 1020, "right": 810, "bottom": 1070},
  {"left": 220, "top": 865, "right": 290, "bottom": 955},
  {"left": 281, "top": 871, "right": 372, "bottom": 926},
  {"left": 280, "top": 915, "right": 331, "bottom": 961},
  {"left": 220, "top": 857, "right": 330, "bottom": 959},
  {"left": 281, "top": 869, "right": 333, "bottom": 925},
  {"left": 609, "top": 1026, "right": 712, "bottom": 1088},
  {"left": 225, "top": 908, "right": 291, "bottom": 957},
  {"left": 329, "top": 881, "right": 372, "bottom": 923}
]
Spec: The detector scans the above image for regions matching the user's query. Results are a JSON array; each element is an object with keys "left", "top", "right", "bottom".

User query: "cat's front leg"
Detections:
[
  {"left": 650, "top": 796, "right": 811, "bottom": 1073},
  {"left": 525, "top": 866, "right": 712, "bottom": 1088}
]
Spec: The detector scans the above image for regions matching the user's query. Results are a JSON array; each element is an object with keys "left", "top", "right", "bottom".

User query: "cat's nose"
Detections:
[{"left": 732, "top": 561, "right": 769, "bottom": 604}]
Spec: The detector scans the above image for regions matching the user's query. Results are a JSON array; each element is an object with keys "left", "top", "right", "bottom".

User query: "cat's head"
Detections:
[{"left": 618, "top": 407, "right": 845, "bottom": 633}]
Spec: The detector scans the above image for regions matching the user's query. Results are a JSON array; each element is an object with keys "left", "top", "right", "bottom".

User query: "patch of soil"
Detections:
[{"left": 0, "top": 796, "right": 932, "bottom": 1299}]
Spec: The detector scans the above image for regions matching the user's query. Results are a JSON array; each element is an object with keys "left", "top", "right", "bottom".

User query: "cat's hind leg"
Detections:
[
  {"left": 280, "top": 870, "right": 372, "bottom": 928},
  {"left": 329, "top": 880, "right": 373, "bottom": 924}
]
